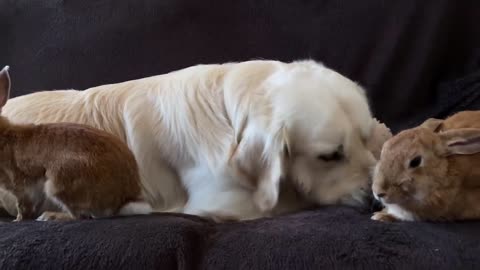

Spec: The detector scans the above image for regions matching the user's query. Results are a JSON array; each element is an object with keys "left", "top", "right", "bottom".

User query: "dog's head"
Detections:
[{"left": 265, "top": 61, "right": 377, "bottom": 209}]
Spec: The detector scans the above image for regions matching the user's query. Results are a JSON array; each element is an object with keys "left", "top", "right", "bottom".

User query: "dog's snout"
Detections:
[
  {"left": 370, "top": 198, "right": 384, "bottom": 212},
  {"left": 369, "top": 190, "right": 386, "bottom": 212},
  {"left": 346, "top": 190, "right": 384, "bottom": 213}
]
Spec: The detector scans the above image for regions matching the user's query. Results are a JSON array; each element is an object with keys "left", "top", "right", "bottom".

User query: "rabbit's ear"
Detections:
[
  {"left": 420, "top": 118, "right": 443, "bottom": 132},
  {"left": 0, "top": 66, "right": 11, "bottom": 108},
  {"left": 439, "top": 128, "right": 480, "bottom": 156}
]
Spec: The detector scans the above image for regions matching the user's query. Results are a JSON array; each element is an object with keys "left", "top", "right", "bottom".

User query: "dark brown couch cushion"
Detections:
[{"left": 1, "top": 207, "right": 480, "bottom": 269}]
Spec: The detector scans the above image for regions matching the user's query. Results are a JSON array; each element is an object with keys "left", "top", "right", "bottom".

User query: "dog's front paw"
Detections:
[
  {"left": 253, "top": 186, "right": 278, "bottom": 212},
  {"left": 36, "top": 211, "right": 74, "bottom": 222},
  {"left": 205, "top": 212, "right": 239, "bottom": 223},
  {"left": 371, "top": 211, "right": 398, "bottom": 222},
  {"left": 13, "top": 214, "right": 23, "bottom": 222}
]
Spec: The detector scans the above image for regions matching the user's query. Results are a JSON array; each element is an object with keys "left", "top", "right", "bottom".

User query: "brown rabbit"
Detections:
[
  {"left": 371, "top": 111, "right": 480, "bottom": 222},
  {"left": 0, "top": 66, "right": 151, "bottom": 222},
  {"left": 421, "top": 110, "right": 480, "bottom": 131}
]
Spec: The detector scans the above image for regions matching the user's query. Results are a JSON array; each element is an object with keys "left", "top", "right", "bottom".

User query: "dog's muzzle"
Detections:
[{"left": 369, "top": 196, "right": 384, "bottom": 212}]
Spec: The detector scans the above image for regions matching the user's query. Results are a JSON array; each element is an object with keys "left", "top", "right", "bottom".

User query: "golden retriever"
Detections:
[{"left": 1, "top": 60, "right": 377, "bottom": 220}]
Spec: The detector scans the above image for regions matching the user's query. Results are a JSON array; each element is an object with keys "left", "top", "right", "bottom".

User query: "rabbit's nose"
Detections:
[{"left": 376, "top": 193, "right": 386, "bottom": 198}]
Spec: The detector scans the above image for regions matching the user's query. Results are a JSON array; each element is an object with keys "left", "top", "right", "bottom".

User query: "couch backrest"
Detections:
[{"left": 0, "top": 0, "right": 479, "bottom": 132}]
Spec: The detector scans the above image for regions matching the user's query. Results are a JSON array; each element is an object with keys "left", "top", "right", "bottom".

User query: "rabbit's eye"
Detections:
[{"left": 409, "top": 156, "right": 422, "bottom": 168}]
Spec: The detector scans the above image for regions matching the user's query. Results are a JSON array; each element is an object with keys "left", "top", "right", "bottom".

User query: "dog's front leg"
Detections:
[
  {"left": 228, "top": 135, "right": 283, "bottom": 213},
  {"left": 123, "top": 113, "right": 187, "bottom": 212},
  {"left": 253, "top": 154, "right": 282, "bottom": 212}
]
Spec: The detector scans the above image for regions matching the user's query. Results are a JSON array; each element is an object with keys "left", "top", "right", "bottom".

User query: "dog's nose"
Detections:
[
  {"left": 370, "top": 198, "right": 384, "bottom": 212},
  {"left": 350, "top": 190, "right": 383, "bottom": 213},
  {"left": 376, "top": 193, "right": 386, "bottom": 198}
]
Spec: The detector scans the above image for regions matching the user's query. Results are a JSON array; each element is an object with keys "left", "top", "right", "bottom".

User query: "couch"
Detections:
[{"left": 0, "top": 0, "right": 480, "bottom": 269}]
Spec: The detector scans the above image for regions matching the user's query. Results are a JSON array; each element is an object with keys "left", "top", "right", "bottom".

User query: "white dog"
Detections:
[{"left": 1, "top": 60, "right": 377, "bottom": 220}]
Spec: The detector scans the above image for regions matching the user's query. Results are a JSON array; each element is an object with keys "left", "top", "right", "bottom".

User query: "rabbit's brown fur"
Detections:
[
  {"left": 422, "top": 111, "right": 480, "bottom": 130},
  {"left": 0, "top": 66, "right": 149, "bottom": 222},
  {"left": 372, "top": 111, "right": 480, "bottom": 222}
]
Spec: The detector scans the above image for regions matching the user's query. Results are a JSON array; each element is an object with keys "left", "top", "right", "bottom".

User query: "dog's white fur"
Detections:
[{"left": 1, "top": 60, "right": 376, "bottom": 220}]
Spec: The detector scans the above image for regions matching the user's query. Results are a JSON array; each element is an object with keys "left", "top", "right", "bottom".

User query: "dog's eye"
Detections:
[
  {"left": 409, "top": 155, "right": 422, "bottom": 168},
  {"left": 317, "top": 145, "right": 344, "bottom": 162}
]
